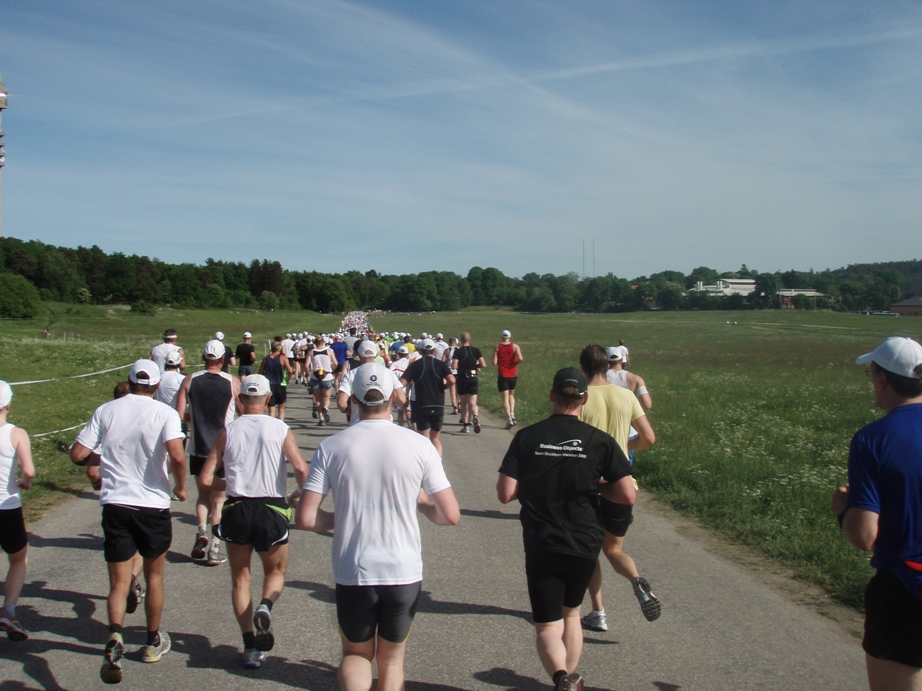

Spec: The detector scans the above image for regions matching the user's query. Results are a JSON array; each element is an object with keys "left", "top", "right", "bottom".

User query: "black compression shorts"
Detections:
[
  {"left": 336, "top": 582, "right": 422, "bottom": 643},
  {"left": 599, "top": 497, "right": 633, "bottom": 538},
  {"left": 497, "top": 376, "right": 517, "bottom": 392},
  {"left": 525, "top": 549, "right": 597, "bottom": 623},
  {"left": 864, "top": 568, "right": 922, "bottom": 668},
  {"left": 0, "top": 507, "right": 28, "bottom": 555},
  {"left": 101, "top": 504, "right": 172, "bottom": 563}
]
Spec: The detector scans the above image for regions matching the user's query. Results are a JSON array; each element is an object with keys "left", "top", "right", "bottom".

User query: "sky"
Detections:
[{"left": 1, "top": 1, "right": 920, "bottom": 280}]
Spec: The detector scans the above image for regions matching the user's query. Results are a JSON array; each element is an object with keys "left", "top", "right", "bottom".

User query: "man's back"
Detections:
[
  {"left": 187, "top": 371, "right": 235, "bottom": 457},
  {"left": 579, "top": 384, "right": 643, "bottom": 455}
]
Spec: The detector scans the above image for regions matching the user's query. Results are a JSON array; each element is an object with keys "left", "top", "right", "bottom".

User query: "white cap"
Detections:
[
  {"left": 165, "top": 350, "right": 183, "bottom": 367},
  {"left": 436, "top": 333, "right": 443, "bottom": 339},
  {"left": 501, "top": 329, "right": 511, "bottom": 339},
  {"left": 0, "top": 381, "right": 12, "bottom": 408},
  {"left": 243, "top": 331, "right": 252, "bottom": 339},
  {"left": 398, "top": 345, "right": 409, "bottom": 355},
  {"left": 241, "top": 374, "right": 271, "bottom": 396},
  {"left": 214, "top": 331, "right": 225, "bottom": 341},
  {"left": 420, "top": 339, "right": 436, "bottom": 351},
  {"left": 352, "top": 363, "right": 395, "bottom": 406},
  {"left": 605, "top": 347, "right": 623, "bottom": 362},
  {"left": 856, "top": 337, "right": 922, "bottom": 378},
  {"left": 129, "top": 359, "right": 162, "bottom": 385},
  {"left": 358, "top": 341, "right": 378, "bottom": 358},
  {"left": 203, "top": 340, "right": 225, "bottom": 360}
]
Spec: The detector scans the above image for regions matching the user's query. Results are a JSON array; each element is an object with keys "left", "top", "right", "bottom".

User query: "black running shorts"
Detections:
[
  {"left": 525, "top": 549, "right": 597, "bottom": 624},
  {"left": 456, "top": 377, "right": 479, "bottom": 396},
  {"left": 336, "top": 582, "right": 422, "bottom": 643},
  {"left": 269, "top": 384, "right": 287, "bottom": 407},
  {"left": 497, "top": 376, "right": 517, "bottom": 392},
  {"left": 189, "top": 455, "right": 224, "bottom": 479},
  {"left": 214, "top": 497, "right": 291, "bottom": 552},
  {"left": 101, "top": 504, "right": 172, "bottom": 563},
  {"left": 411, "top": 407, "right": 444, "bottom": 432},
  {"left": 0, "top": 507, "right": 28, "bottom": 555},
  {"left": 864, "top": 568, "right": 922, "bottom": 668},
  {"left": 599, "top": 497, "right": 633, "bottom": 538}
]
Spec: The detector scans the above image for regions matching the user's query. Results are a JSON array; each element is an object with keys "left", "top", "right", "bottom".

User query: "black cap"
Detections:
[{"left": 552, "top": 367, "right": 588, "bottom": 396}]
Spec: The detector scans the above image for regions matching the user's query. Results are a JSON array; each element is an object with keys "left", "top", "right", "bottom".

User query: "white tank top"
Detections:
[
  {"left": 222, "top": 415, "right": 291, "bottom": 498},
  {"left": 0, "top": 424, "right": 22, "bottom": 510}
]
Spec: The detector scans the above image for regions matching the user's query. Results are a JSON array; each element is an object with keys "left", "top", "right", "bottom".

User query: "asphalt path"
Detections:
[{"left": 2, "top": 384, "right": 868, "bottom": 690}]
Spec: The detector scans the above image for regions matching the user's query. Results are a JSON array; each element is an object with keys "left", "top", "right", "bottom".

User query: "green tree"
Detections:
[{"left": 0, "top": 272, "right": 42, "bottom": 318}]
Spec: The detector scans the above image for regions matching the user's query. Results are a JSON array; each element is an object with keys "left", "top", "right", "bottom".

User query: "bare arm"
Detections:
[
  {"left": 258, "top": 356, "right": 267, "bottom": 375},
  {"left": 199, "top": 429, "right": 225, "bottom": 491},
  {"left": 166, "top": 437, "right": 188, "bottom": 501},
  {"left": 71, "top": 441, "right": 92, "bottom": 466},
  {"left": 231, "top": 377, "right": 243, "bottom": 416},
  {"left": 283, "top": 431, "right": 308, "bottom": 488},
  {"left": 418, "top": 487, "right": 460, "bottom": 526},
  {"left": 337, "top": 390, "right": 350, "bottom": 413},
  {"left": 496, "top": 473, "right": 518, "bottom": 504},
  {"left": 514, "top": 344, "right": 523, "bottom": 364},
  {"left": 282, "top": 355, "right": 293, "bottom": 377},
  {"left": 832, "top": 486, "right": 878, "bottom": 551},
  {"left": 629, "top": 373, "right": 653, "bottom": 411},
  {"left": 599, "top": 474, "right": 636, "bottom": 506},
  {"left": 492, "top": 346, "right": 499, "bottom": 366},
  {"left": 12, "top": 428, "right": 34, "bottom": 489},
  {"left": 296, "top": 489, "right": 335, "bottom": 532},
  {"left": 629, "top": 414, "right": 655, "bottom": 451},
  {"left": 174, "top": 374, "right": 192, "bottom": 422}
]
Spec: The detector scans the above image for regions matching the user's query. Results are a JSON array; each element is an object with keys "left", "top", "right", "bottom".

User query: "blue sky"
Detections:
[{"left": 1, "top": 1, "right": 920, "bottom": 279}]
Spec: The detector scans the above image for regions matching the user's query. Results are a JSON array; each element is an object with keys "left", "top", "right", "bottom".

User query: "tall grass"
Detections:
[{"left": 3, "top": 306, "right": 919, "bottom": 607}]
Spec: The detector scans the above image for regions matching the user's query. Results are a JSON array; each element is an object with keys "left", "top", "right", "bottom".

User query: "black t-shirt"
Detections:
[
  {"left": 235, "top": 343, "right": 256, "bottom": 366},
  {"left": 221, "top": 345, "right": 234, "bottom": 373},
  {"left": 401, "top": 356, "right": 452, "bottom": 413},
  {"left": 499, "top": 414, "right": 632, "bottom": 558},
  {"left": 452, "top": 345, "right": 482, "bottom": 379}
]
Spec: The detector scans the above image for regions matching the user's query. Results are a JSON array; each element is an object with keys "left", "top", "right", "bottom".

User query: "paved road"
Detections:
[{"left": 2, "top": 385, "right": 867, "bottom": 690}]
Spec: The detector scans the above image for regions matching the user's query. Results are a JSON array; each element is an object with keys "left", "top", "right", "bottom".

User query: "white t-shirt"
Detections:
[
  {"left": 155, "top": 370, "right": 185, "bottom": 408},
  {"left": 0, "top": 424, "right": 22, "bottom": 510},
  {"left": 223, "top": 415, "right": 291, "bottom": 498},
  {"left": 433, "top": 340, "right": 449, "bottom": 361},
  {"left": 150, "top": 343, "right": 180, "bottom": 372},
  {"left": 339, "top": 364, "right": 404, "bottom": 425},
  {"left": 75, "top": 394, "right": 183, "bottom": 509},
  {"left": 282, "top": 338, "right": 296, "bottom": 360},
  {"left": 606, "top": 369, "right": 637, "bottom": 439},
  {"left": 303, "top": 419, "right": 451, "bottom": 586}
]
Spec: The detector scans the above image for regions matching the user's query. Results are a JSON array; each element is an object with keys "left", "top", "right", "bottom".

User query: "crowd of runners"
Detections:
[
  {"left": 2, "top": 318, "right": 660, "bottom": 691},
  {"left": 9, "top": 316, "right": 921, "bottom": 689}
]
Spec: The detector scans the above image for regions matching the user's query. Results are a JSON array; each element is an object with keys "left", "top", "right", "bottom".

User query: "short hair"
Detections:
[
  {"left": 314, "top": 336, "right": 324, "bottom": 346},
  {"left": 272, "top": 342, "right": 283, "bottom": 352},
  {"left": 460, "top": 331, "right": 471, "bottom": 344},
  {"left": 240, "top": 392, "right": 269, "bottom": 406},
  {"left": 356, "top": 388, "right": 386, "bottom": 414},
  {"left": 163, "top": 329, "right": 177, "bottom": 341},
  {"left": 128, "top": 382, "right": 158, "bottom": 396},
  {"left": 113, "top": 381, "right": 131, "bottom": 399},
  {"left": 579, "top": 344, "right": 609, "bottom": 379},
  {"left": 555, "top": 388, "right": 585, "bottom": 410},
  {"left": 872, "top": 362, "right": 922, "bottom": 398}
]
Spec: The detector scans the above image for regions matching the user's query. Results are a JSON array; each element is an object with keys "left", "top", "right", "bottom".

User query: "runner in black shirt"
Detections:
[{"left": 400, "top": 339, "right": 455, "bottom": 457}]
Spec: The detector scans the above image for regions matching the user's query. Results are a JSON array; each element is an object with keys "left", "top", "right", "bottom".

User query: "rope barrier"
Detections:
[{"left": 8, "top": 363, "right": 133, "bottom": 386}]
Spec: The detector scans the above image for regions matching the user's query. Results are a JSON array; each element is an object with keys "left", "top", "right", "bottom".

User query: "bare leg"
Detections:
[
  {"left": 195, "top": 475, "right": 210, "bottom": 528},
  {"left": 339, "top": 637, "right": 375, "bottom": 691},
  {"left": 106, "top": 559, "right": 135, "bottom": 628},
  {"left": 867, "top": 654, "right": 922, "bottom": 691},
  {"left": 587, "top": 560, "right": 604, "bottom": 612},
  {"left": 4, "top": 545, "right": 28, "bottom": 608},
  {"left": 376, "top": 637, "right": 409, "bottom": 691},
  {"left": 227, "top": 543, "right": 255, "bottom": 633},
  {"left": 256, "top": 544, "right": 288, "bottom": 606},
  {"left": 277, "top": 402, "right": 286, "bottom": 421},
  {"left": 600, "top": 533, "right": 639, "bottom": 581},
  {"left": 142, "top": 554, "right": 166, "bottom": 633},
  {"left": 534, "top": 606, "right": 583, "bottom": 680}
]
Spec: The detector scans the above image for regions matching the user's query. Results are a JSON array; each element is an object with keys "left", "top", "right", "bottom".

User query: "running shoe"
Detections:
[
  {"left": 473, "top": 416, "right": 481, "bottom": 434},
  {"left": 323, "top": 410, "right": 331, "bottom": 423},
  {"left": 312, "top": 406, "right": 318, "bottom": 419},
  {"left": 191, "top": 532, "right": 209, "bottom": 560},
  {"left": 206, "top": 545, "right": 227, "bottom": 566},
  {"left": 242, "top": 647, "right": 265, "bottom": 669},
  {"left": 142, "top": 630, "right": 171, "bottom": 663},
  {"left": 505, "top": 418, "right": 514, "bottom": 430},
  {"left": 460, "top": 424, "right": 470, "bottom": 434},
  {"left": 0, "top": 612, "right": 28, "bottom": 641},
  {"left": 100, "top": 632, "right": 125, "bottom": 684},
  {"left": 318, "top": 418, "right": 326, "bottom": 427},
  {"left": 511, "top": 413, "right": 517, "bottom": 426},
  {"left": 555, "top": 672, "right": 583, "bottom": 691},
  {"left": 254, "top": 605, "right": 275, "bottom": 651},
  {"left": 580, "top": 610, "right": 608, "bottom": 632},
  {"left": 632, "top": 577, "right": 661, "bottom": 621}
]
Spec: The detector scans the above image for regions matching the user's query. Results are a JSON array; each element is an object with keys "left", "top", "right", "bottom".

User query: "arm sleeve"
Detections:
[
  {"left": 498, "top": 434, "right": 521, "bottom": 479},
  {"left": 422, "top": 449, "right": 452, "bottom": 495},
  {"left": 847, "top": 432, "right": 880, "bottom": 514},
  {"left": 600, "top": 436, "right": 633, "bottom": 483},
  {"left": 162, "top": 408, "right": 184, "bottom": 443},
  {"left": 74, "top": 409, "right": 102, "bottom": 451},
  {"left": 303, "top": 446, "right": 331, "bottom": 495},
  {"left": 630, "top": 395, "right": 645, "bottom": 423}
]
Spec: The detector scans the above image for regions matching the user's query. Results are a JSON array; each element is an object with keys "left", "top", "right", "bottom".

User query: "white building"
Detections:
[{"left": 688, "top": 279, "right": 756, "bottom": 297}]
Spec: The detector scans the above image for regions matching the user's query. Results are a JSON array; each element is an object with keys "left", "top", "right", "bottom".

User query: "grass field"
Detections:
[{"left": 3, "top": 304, "right": 920, "bottom": 608}]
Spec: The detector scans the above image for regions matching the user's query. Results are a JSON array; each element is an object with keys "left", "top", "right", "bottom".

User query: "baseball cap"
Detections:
[
  {"left": 605, "top": 347, "right": 623, "bottom": 362},
  {"left": 214, "top": 331, "right": 225, "bottom": 341},
  {"left": 420, "top": 338, "right": 436, "bottom": 351},
  {"left": 241, "top": 374, "right": 271, "bottom": 396},
  {"left": 358, "top": 341, "right": 378, "bottom": 358},
  {"left": 165, "top": 350, "right": 183, "bottom": 367},
  {"left": 856, "top": 337, "right": 922, "bottom": 378},
  {"left": 501, "top": 329, "right": 511, "bottom": 338},
  {"left": 203, "top": 340, "right": 225, "bottom": 360},
  {"left": 243, "top": 331, "right": 252, "bottom": 339},
  {"left": 0, "top": 381, "right": 13, "bottom": 408},
  {"left": 398, "top": 345, "right": 409, "bottom": 355},
  {"left": 129, "top": 359, "right": 162, "bottom": 385},
  {"left": 552, "top": 367, "right": 588, "bottom": 397},
  {"left": 436, "top": 333, "right": 443, "bottom": 339},
  {"left": 352, "top": 363, "right": 395, "bottom": 406}
]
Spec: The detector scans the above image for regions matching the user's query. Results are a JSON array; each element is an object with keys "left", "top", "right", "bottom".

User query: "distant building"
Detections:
[
  {"left": 772, "top": 289, "right": 830, "bottom": 309},
  {"left": 688, "top": 278, "right": 756, "bottom": 297},
  {"left": 891, "top": 296, "right": 922, "bottom": 317}
]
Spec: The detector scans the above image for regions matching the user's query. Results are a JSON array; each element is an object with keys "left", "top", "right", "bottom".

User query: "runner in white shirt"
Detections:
[
  {"left": 201, "top": 374, "right": 308, "bottom": 670},
  {"left": 297, "top": 364, "right": 459, "bottom": 691},
  {"left": 338, "top": 341, "right": 405, "bottom": 426},
  {"left": 154, "top": 350, "right": 185, "bottom": 408},
  {"left": 148, "top": 329, "right": 184, "bottom": 372},
  {"left": 71, "top": 360, "right": 187, "bottom": 684},
  {"left": 0, "top": 381, "right": 35, "bottom": 642}
]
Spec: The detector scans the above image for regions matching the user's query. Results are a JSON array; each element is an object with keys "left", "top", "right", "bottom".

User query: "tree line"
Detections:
[{"left": 0, "top": 236, "right": 918, "bottom": 319}]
